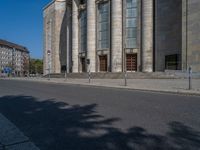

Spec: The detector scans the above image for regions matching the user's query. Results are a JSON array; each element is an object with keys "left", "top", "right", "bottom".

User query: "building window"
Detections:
[
  {"left": 80, "top": 0, "right": 86, "bottom": 5},
  {"left": 165, "top": 54, "right": 179, "bottom": 70},
  {"left": 125, "top": 0, "right": 138, "bottom": 48},
  {"left": 97, "top": 2, "right": 109, "bottom": 50},
  {"left": 79, "top": 10, "right": 87, "bottom": 52}
]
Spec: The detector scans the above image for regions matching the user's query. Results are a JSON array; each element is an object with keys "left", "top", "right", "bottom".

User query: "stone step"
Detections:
[{"left": 43, "top": 72, "right": 182, "bottom": 79}]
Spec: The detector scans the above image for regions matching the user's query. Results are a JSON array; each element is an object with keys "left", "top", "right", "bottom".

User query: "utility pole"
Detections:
[
  {"left": 47, "top": 50, "right": 51, "bottom": 80},
  {"left": 188, "top": 66, "right": 192, "bottom": 90},
  {"left": 186, "top": 0, "right": 188, "bottom": 70}
]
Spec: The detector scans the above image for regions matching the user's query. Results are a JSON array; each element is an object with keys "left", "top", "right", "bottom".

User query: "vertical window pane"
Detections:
[
  {"left": 126, "top": 38, "right": 137, "bottom": 48},
  {"left": 126, "top": 0, "right": 137, "bottom": 8},
  {"left": 125, "top": 0, "right": 138, "bottom": 48},
  {"left": 126, "top": 18, "right": 137, "bottom": 28},
  {"left": 126, "top": 8, "right": 137, "bottom": 18},
  {"left": 126, "top": 28, "right": 137, "bottom": 38},
  {"left": 98, "top": 2, "right": 109, "bottom": 49},
  {"left": 80, "top": 10, "right": 87, "bottom": 52}
]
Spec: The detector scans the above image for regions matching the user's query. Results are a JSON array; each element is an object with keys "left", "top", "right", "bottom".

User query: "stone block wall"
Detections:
[
  {"left": 155, "top": 0, "right": 182, "bottom": 71},
  {"left": 43, "top": 2, "right": 55, "bottom": 75},
  {"left": 43, "top": 0, "right": 200, "bottom": 74},
  {"left": 186, "top": 0, "right": 200, "bottom": 72},
  {"left": 43, "top": 0, "right": 66, "bottom": 75}
]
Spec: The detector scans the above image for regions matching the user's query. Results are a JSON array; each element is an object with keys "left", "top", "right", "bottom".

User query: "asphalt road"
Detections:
[{"left": 0, "top": 79, "right": 200, "bottom": 150}]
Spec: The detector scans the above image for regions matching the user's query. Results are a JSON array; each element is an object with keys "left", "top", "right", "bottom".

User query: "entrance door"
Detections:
[
  {"left": 99, "top": 55, "right": 107, "bottom": 72},
  {"left": 81, "top": 58, "right": 86, "bottom": 72},
  {"left": 126, "top": 54, "right": 137, "bottom": 71},
  {"left": 165, "top": 54, "right": 178, "bottom": 70}
]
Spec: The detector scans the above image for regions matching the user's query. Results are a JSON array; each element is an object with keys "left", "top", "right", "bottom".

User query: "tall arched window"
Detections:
[
  {"left": 97, "top": 2, "right": 109, "bottom": 50},
  {"left": 79, "top": 10, "right": 87, "bottom": 52},
  {"left": 125, "top": 0, "right": 138, "bottom": 48}
]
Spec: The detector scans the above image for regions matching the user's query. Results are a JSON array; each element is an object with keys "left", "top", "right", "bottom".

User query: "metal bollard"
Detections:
[
  {"left": 88, "top": 70, "right": 91, "bottom": 83},
  {"left": 64, "top": 71, "right": 67, "bottom": 81},
  {"left": 188, "top": 66, "right": 192, "bottom": 90},
  {"left": 48, "top": 73, "right": 50, "bottom": 81},
  {"left": 124, "top": 71, "right": 127, "bottom": 86}
]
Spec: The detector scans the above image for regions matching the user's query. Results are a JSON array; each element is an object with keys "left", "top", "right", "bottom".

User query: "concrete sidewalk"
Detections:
[
  {"left": 0, "top": 113, "right": 39, "bottom": 150},
  {"left": 3, "top": 77, "right": 200, "bottom": 96}
]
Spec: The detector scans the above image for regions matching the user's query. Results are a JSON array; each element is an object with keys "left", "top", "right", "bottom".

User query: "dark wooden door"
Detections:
[
  {"left": 99, "top": 55, "right": 107, "bottom": 72},
  {"left": 126, "top": 54, "right": 137, "bottom": 71},
  {"left": 81, "top": 58, "right": 86, "bottom": 72}
]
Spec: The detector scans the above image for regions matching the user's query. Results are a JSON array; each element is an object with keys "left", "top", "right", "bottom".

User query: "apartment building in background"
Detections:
[{"left": 0, "top": 39, "right": 30, "bottom": 76}]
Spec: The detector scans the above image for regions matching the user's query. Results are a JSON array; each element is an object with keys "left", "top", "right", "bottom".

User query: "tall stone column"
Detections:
[
  {"left": 87, "top": 0, "right": 96, "bottom": 72},
  {"left": 142, "top": 0, "right": 153, "bottom": 72},
  {"left": 72, "top": 0, "right": 79, "bottom": 72},
  {"left": 111, "top": 0, "right": 123, "bottom": 72},
  {"left": 66, "top": 4, "right": 72, "bottom": 73},
  {"left": 55, "top": 0, "right": 66, "bottom": 73}
]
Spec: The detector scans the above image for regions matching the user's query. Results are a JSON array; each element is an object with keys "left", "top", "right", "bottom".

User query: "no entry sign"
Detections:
[{"left": 47, "top": 50, "right": 51, "bottom": 55}]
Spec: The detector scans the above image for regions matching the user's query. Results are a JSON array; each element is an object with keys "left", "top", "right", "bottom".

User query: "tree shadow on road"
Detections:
[{"left": 0, "top": 95, "right": 200, "bottom": 150}]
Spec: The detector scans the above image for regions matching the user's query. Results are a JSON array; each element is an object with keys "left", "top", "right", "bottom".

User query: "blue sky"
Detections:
[{"left": 0, "top": 0, "right": 51, "bottom": 59}]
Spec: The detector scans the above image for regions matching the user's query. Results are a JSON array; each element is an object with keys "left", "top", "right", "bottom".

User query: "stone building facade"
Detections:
[
  {"left": 43, "top": 0, "right": 200, "bottom": 74},
  {"left": 0, "top": 39, "right": 30, "bottom": 76},
  {"left": 182, "top": 0, "right": 200, "bottom": 72}
]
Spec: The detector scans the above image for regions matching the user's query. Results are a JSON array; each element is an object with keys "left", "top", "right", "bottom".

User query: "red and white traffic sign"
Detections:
[{"left": 47, "top": 50, "right": 51, "bottom": 55}]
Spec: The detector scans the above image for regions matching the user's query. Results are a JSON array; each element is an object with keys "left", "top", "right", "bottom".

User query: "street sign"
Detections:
[
  {"left": 3, "top": 67, "right": 12, "bottom": 74},
  {"left": 47, "top": 50, "right": 51, "bottom": 55}
]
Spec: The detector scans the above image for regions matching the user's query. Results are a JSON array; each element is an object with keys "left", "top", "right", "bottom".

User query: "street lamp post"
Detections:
[
  {"left": 186, "top": 0, "right": 188, "bottom": 70},
  {"left": 64, "top": 67, "right": 67, "bottom": 81},
  {"left": 188, "top": 66, "right": 192, "bottom": 90},
  {"left": 87, "top": 59, "right": 91, "bottom": 83},
  {"left": 47, "top": 50, "right": 51, "bottom": 80},
  {"left": 124, "top": 56, "right": 127, "bottom": 86},
  {"left": 124, "top": 71, "right": 127, "bottom": 86}
]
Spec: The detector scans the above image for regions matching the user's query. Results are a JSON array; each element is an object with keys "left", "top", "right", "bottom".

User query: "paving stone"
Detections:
[{"left": 0, "top": 114, "right": 28, "bottom": 145}]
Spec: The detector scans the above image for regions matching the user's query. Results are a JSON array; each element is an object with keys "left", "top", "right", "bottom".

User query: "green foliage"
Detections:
[{"left": 29, "top": 59, "right": 43, "bottom": 74}]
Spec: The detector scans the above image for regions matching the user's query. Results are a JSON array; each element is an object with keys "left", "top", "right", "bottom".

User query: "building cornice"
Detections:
[
  {"left": 0, "top": 39, "right": 29, "bottom": 53},
  {"left": 43, "top": 0, "right": 68, "bottom": 10},
  {"left": 43, "top": 0, "right": 55, "bottom": 10}
]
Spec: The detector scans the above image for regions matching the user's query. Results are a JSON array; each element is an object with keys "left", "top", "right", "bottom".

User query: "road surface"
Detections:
[{"left": 0, "top": 79, "right": 199, "bottom": 150}]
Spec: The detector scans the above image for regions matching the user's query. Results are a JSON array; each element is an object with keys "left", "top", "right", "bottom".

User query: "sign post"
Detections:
[
  {"left": 87, "top": 59, "right": 91, "bottom": 83},
  {"left": 124, "top": 71, "right": 127, "bottom": 86},
  {"left": 188, "top": 66, "right": 192, "bottom": 90},
  {"left": 47, "top": 50, "right": 51, "bottom": 81},
  {"left": 65, "top": 70, "right": 67, "bottom": 80}
]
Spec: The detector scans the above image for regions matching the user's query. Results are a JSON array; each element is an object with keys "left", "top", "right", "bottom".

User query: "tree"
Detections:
[
  {"left": 29, "top": 59, "right": 43, "bottom": 74},
  {"left": 23, "top": 55, "right": 30, "bottom": 75}
]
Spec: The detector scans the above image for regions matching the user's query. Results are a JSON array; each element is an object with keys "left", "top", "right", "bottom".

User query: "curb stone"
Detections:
[
  {"left": 0, "top": 114, "right": 39, "bottom": 150},
  {"left": 2, "top": 78, "right": 200, "bottom": 97}
]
